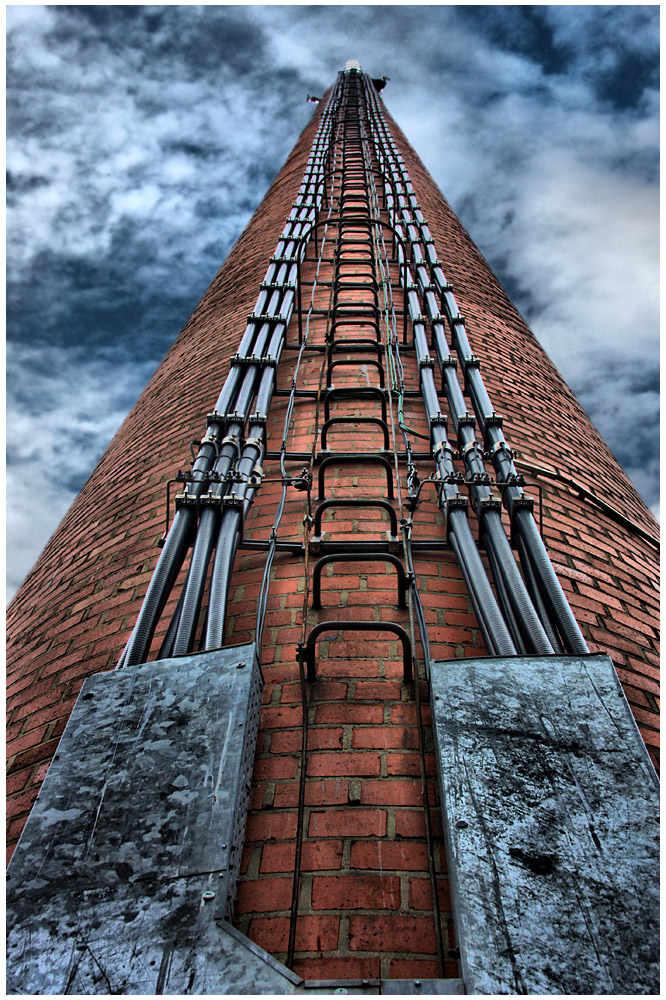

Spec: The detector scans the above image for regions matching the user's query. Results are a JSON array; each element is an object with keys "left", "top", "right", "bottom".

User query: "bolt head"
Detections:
[{"left": 202, "top": 891, "right": 215, "bottom": 902}]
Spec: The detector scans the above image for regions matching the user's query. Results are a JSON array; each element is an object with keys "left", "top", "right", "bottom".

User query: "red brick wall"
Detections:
[{"left": 7, "top": 85, "right": 658, "bottom": 981}]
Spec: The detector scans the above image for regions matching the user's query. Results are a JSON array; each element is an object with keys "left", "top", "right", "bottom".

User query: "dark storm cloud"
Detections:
[{"left": 6, "top": 5, "right": 659, "bottom": 597}]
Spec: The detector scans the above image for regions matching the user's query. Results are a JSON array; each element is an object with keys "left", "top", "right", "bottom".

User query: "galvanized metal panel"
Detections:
[
  {"left": 7, "top": 881, "right": 304, "bottom": 994},
  {"left": 6, "top": 644, "right": 270, "bottom": 994},
  {"left": 430, "top": 653, "right": 660, "bottom": 995}
]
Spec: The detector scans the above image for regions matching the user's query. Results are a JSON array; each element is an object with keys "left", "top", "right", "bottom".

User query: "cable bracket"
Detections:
[
  {"left": 291, "top": 468, "right": 312, "bottom": 492},
  {"left": 199, "top": 492, "right": 223, "bottom": 509},
  {"left": 490, "top": 439, "right": 513, "bottom": 460},
  {"left": 432, "top": 439, "right": 455, "bottom": 461},
  {"left": 260, "top": 280, "right": 296, "bottom": 293},
  {"left": 174, "top": 492, "right": 198, "bottom": 510},
  {"left": 247, "top": 313, "right": 287, "bottom": 326}
]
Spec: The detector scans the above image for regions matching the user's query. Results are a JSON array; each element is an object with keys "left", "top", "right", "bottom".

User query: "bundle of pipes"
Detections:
[
  {"left": 123, "top": 65, "right": 587, "bottom": 670},
  {"left": 362, "top": 74, "right": 587, "bottom": 657},
  {"left": 122, "top": 79, "right": 345, "bottom": 667}
]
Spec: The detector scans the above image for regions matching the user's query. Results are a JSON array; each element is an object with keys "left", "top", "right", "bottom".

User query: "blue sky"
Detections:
[{"left": 6, "top": 4, "right": 660, "bottom": 598}]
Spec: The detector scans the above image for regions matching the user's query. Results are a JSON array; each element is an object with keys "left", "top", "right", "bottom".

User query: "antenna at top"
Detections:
[{"left": 344, "top": 59, "right": 362, "bottom": 72}]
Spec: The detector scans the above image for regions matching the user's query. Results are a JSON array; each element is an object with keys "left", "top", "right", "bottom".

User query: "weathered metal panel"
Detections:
[
  {"left": 430, "top": 653, "right": 660, "bottom": 995},
  {"left": 6, "top": 643, "right": 268, "bottom": 994},
  {"left": 7, "top": 884, "right": 304, "bottom": 994}
]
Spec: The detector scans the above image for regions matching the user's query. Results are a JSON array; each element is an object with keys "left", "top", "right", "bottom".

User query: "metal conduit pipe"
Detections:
[
  {"left": 367, "top": 92, "right": 587, "bottom": 657},
  {"left": 123, "top": 83, "right": 341, "bottom": 664},
  {"left": 428, "top": 424, "right": 516, "bottom": 655},
  {"left": 204, "top": 318, "right": 289, "bottom": 647},
  {"left": 395, "top": 246, "right": 552, "bottom": 654},
  {"left": 388, "top": 209, "right": 526, "bottom": 655},
  {"left": 483, "top": 513, "right": 553, "bottom": 654},
  {"left": 481, "top": 530, "right": 527, "bottom": 655},
  {"left": 157, "top": 567, "right": 194, "bottom": 660},
  {"left": 205, "top": 434, "right": 265, "bottom": 647},
  {"left": 172, "top": 481, "right": 232, "bottom": 655},
  {"left": 124, "top": 508, "right": 195, "bottom": 665},
  {"left": 514, "top": 530, "right": 564, "bottom": 655},
  {"left": 205, "top": 508, "right": 242, "bottom": 648},
  {"left": 514, "top": 508, "right": 588, "bottom": 654},
  {"left": 175, "top": 313, "right": 295, "bottom": 654},
  {"left": 123, "top": 430, "right": 222, "bottom": 665},
  {"left": 364, "top": 124, "right": 515, "bottom": 657},
  {"left": 445, "top": 517, "right": 512, "bottom": 658},
  {"left": 445, "top": 313, "right": 587, "bottom": 652}
]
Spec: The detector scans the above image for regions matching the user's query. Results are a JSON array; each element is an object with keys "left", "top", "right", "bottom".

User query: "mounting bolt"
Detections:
[
  {"left": 415, "top": 982, "right": 422, "bottom": 988},
  {"left": 202, "top": 891, "right": 216, "bottom": 902},
  {"left": 455, "top": 820, "right": 469, "bottom": 829},
  {"left": 237, "top": 661, "right": 246, "bottom": 669}
]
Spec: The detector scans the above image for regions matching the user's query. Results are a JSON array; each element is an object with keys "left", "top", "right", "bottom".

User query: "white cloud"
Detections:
[{"left": 6, "top": 343, "right": 156, "bottom": 599}]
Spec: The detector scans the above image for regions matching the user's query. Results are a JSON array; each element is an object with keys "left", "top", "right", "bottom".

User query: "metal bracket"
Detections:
[
  {"left": 231, "top": 354, "right": 278, "bottom": 368},
  {"left": 444, "top": 495, "right": 468, "bottom": 538},
  {"left": 290, "top": 468, "right": 312, "bottom": 492},
  {"left": 247, "top": 312, "right": 286, "bottom": 326},
  {"left": 248, "top": 412, "right": 267, "bottom": 428},
  {"left": 174, "top": 491, "right": 198, "bottom": 510},
  {"left": 260, "top": 279, "right": 296, "bottom": 292},
  {"left": 199, "top": 492, "right": 223, "bottom": 509}
]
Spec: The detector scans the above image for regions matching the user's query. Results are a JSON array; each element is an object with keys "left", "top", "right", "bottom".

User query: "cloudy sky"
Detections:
[{"left": 6, "top": 4, "right": 659, "bottom": 599}]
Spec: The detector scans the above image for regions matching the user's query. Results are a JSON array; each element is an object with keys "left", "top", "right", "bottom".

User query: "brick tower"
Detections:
[{"left": 7, "top": 65, "right": 659, "bottom": 995}]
